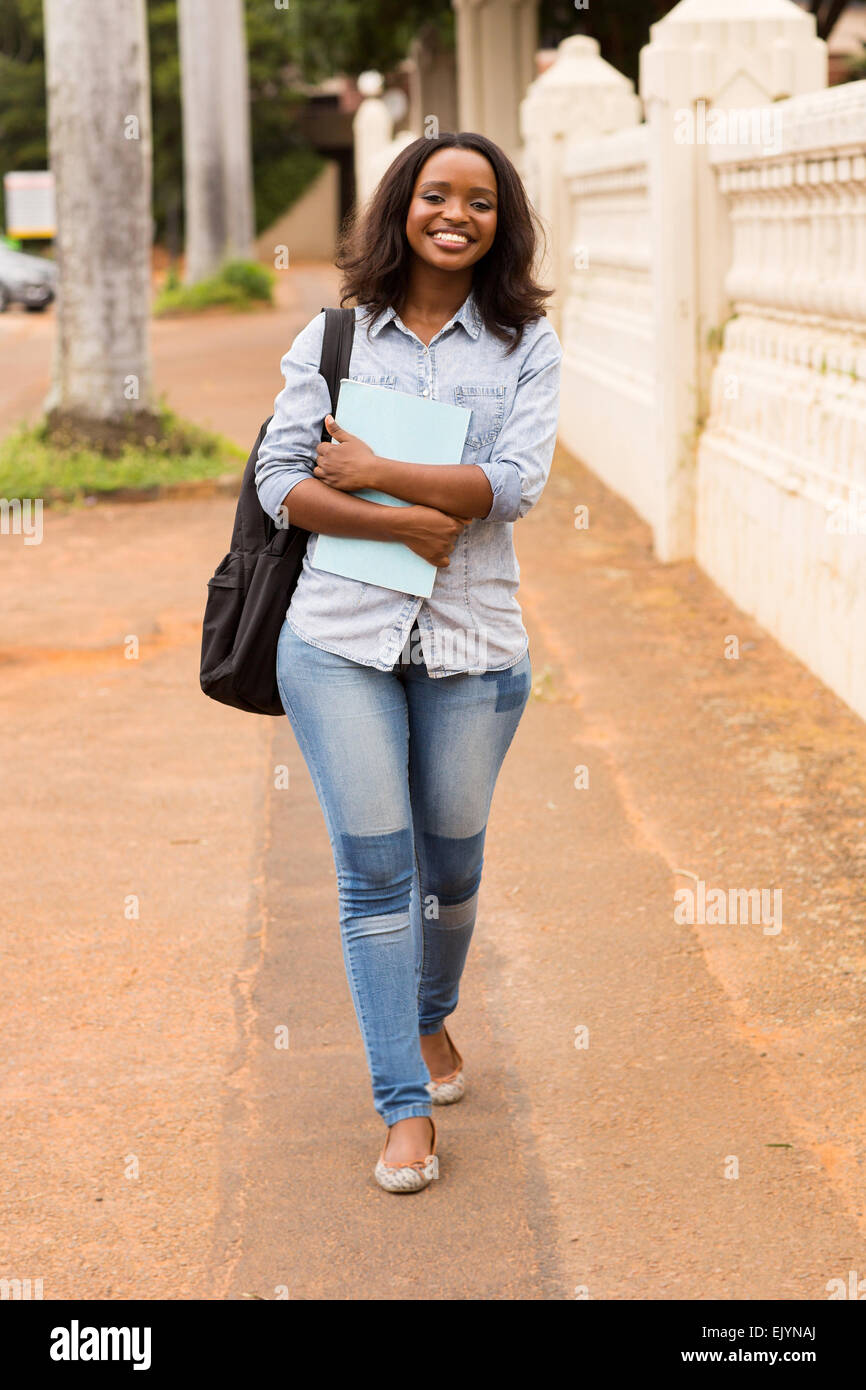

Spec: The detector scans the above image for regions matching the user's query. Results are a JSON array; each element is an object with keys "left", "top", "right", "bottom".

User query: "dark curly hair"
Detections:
[{"left": 337, "top": 132, "right": 552, "bottom": 354}]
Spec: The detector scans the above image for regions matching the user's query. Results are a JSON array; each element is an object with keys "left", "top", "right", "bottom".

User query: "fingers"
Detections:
[
  {"left": 324, "top": 414, "right": 347, "bottom": 441},
  {"left": 314, "top": 464, "right": 341, "bottom": 487}
]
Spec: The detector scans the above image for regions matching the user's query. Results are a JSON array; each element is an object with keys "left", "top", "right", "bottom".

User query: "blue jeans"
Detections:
[{"left": 275, "top": 618, "right": 532, "bottom": 1126}]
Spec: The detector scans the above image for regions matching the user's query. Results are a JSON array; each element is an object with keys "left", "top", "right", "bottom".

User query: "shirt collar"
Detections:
[{"left": 366, "top": 289, "right": 482, "bottom": 341}]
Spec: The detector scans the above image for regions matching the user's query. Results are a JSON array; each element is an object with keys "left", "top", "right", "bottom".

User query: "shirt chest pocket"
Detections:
[{"left": 453, "top": 384, "right": 507, "bottom": 453}]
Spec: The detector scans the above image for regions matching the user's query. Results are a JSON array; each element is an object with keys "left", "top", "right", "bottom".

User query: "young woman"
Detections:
[{"left": 255, "top": 131, "right": 561, "bottom": 1192}]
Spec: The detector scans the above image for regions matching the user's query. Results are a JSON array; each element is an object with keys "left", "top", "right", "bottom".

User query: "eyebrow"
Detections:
[{"left": 419, "top": 180, "right": 497, "bottom": 198}]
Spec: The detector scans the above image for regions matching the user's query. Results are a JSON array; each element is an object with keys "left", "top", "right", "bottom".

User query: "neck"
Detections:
[{"left": 400, "top": 258, "right": 473, "bottom": 326}]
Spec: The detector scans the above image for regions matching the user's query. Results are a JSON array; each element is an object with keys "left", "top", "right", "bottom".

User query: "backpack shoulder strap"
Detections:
[
  {"left": 318, "top": 306, "right": 355, "bottom": 440},
  {"left": 235, "top": 306, "right": 354, "bottom": 552}
]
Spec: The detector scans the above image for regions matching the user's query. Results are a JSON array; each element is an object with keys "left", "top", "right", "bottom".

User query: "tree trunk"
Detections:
[
  {"left": 178, "top": 0, "right": 255, "bottom": 284},
  {"left": 177, "top": 0, "right": 225, "bottom": 283},
  {"left": 221, "top": 0, "right": 256, "bottom": 260},
  {"left": 43, "top": 0, "right": 154, "bottom": 433}
]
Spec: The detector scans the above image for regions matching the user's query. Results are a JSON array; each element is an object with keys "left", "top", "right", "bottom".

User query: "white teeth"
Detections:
[{"left": 432, "top": 232, "right": 469, "bottom": 244}]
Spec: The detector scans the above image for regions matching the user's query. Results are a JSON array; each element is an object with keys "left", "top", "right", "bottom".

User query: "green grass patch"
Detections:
[
  {"left": 154, "top": 258, "right": 275, "bottom": 316},
  {"left": 0, "top": 405, "right": 245, "bottom": 504}
]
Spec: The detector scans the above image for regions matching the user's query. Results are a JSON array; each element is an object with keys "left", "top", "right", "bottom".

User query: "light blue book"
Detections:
[{"left": 310, "top": 379, "right": 471, "bottom": 598}]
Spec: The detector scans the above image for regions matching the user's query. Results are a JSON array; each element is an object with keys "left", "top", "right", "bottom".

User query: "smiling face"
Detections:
[{"left": 405, "top": 146, "right": 498, "bottom": 272}]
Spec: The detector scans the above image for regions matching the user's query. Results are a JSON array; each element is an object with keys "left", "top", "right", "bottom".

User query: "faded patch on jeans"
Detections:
[
  {"left": 341, "top": 910, "right": 411, "bottom": 944},
  {"left": 434, "top": 891, "right": 479, "bottom": 930},
  {"left": 418, "top": 828, "right": 485, "bottom": 906},
  {"left": 338, "top": 827, "right": 415, "bottom": 920},
  {"left": 482, "top": 665, "right": 531, "bottom": 712}
]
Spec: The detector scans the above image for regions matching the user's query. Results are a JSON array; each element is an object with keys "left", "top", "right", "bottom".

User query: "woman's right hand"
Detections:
[{"left": 391, "top": 505, "right": 470, "bottom": 567}]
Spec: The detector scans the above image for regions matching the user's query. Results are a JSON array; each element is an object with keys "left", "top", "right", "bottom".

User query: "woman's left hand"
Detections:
[{"left": 314, "top": 416, "right": 378, "bottom": 492}]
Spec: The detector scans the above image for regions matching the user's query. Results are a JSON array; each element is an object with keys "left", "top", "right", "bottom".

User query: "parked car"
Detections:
[{"left": 0, "top": 246, "right": 56, "bottom": 312}]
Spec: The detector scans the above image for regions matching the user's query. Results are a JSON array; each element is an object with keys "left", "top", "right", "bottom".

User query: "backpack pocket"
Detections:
[{"left": 201, "top": 552, "right": 246, "bottom": 675}]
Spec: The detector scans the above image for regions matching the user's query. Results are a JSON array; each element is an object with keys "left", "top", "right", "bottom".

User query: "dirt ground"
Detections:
[{"left": 1, "top": 266, "right": 865, "bottom": 1299}]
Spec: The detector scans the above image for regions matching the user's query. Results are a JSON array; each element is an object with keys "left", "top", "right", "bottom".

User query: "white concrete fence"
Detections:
[
  {"left": 522, "top": 0, "right": 866, "bottom": 723},
  {"left": 699, "top": 83, "right": 866, "bottom": 718}
]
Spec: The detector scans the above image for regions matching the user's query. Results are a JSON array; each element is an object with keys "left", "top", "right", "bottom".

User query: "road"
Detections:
[{"left": 1, "top": 266, "right": 865, "bottom": 1299}]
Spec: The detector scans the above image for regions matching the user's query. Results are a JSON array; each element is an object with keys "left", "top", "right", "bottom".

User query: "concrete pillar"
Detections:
[
  {"left": 520, "top": 36, "right": 641, "bottom": 330},
  {"left": 452, "top": 0, "right": 539, "bottom": 158},
  {"left": 353, "top": 72, "right": 393, "bottom": 206},
  {"left": 221, "top": 0, "right": 255, "bottom": 260},
  {"left": 354, "top": 72, "right": 422, "bottom": 208},
  {"left": 640, "top": 0, "right": 826, "bottom": 561},
  {"left": 406, "top": 25, "right": 458, "bottom": 136}
]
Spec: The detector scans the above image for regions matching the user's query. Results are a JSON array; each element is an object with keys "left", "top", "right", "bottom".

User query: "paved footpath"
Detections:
[{"left": 2, "top": 266, "right": 865, "bottom": 1299}]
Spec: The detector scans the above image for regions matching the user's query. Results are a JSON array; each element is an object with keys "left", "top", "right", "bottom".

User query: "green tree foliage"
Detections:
[
  {"left": 281, "top": 1, "right": 858, "bottom": 99},
  {"left": 0, "top": 0, "right": 46, "bottom": 180},
  {"left": 539, "top": 0, "right": 677, "bottom": 85},
  {"left": 148, "top": 1, "right": 184, "bottom": 252},
  {"left": 844, "top": 40, "right": 866, "bottom": 80},
  {"left": 0, "top": 0, "right": 328, "bottom": 244},
  {"left": 284, "top": 0, "right": 453, "bottom": 80},
  {"left": 541, "top": 0, "right": 855, "bottom": 76},
  {"left": 285, "top": 0, "right": 679, "bottom": 90},
  {"left": 151, "top": 0, "right": 328, "bottom": 243},
  {"left": 244, "top": 3, "right": 326, "bottom": 236}
]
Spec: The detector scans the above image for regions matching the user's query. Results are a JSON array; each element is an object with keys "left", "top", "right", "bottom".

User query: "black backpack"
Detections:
[{"left": 199, "top": 306, "right": 355, "bottom": 715}]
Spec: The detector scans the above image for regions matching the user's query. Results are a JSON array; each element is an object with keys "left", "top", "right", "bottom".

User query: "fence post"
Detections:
[
  {"left": 353, "top": 72, "right": 393, "bottom": 207},
  {"left": 520, "top": 36, "right": 641, "bottom": 332},
  {"left": 640, "top": 0, "right": 826, "bottom": 561},
  {"left": 453, "top": 0, "right": 539, "bottom": 160}
]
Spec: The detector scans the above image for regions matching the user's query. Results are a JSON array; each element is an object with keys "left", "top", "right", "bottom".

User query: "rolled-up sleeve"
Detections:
[
  {"left": 478, "top": 321, "right": 562, "bottom": 524},
  {"left": 254, "top": 311, "right": 330, "bottom": 521}
]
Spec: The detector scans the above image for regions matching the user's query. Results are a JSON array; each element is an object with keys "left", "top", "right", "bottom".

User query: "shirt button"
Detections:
[{"left": 422, "top": 387, "right": 430, "bottom": 397}]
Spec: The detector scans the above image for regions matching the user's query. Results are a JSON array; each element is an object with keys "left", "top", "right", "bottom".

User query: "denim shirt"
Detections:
[{"left": 255, "top": 290, "right": 562, "bottom": 677}]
